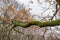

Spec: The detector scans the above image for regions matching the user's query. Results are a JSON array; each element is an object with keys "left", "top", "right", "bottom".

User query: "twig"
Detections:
[{"left": 50, "top": 4, "right": 60, "bottom": 20}]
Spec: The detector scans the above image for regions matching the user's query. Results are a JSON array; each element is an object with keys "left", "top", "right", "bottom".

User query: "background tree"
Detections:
[{"left": 0, "top": 0, "right": 60, "bottom": 40}]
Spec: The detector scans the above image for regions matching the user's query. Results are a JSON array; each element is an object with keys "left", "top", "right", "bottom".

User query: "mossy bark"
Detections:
[{"left": 12, "top": 19, "right": 60, "bottom": 28}]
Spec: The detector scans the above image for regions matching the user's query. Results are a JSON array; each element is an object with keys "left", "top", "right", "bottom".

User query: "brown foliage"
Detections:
[
  {"left": 2, "top": 16, "right": 8, "bottom": 22},
  {"left": 14, "top": 9, "right": 33, "bottom": 22},
  {"left": 0, "top": 4, "right": 33, "bottom": 23},
  {"left": 8, "top": 5, "right": 14, "bottom": 11}
]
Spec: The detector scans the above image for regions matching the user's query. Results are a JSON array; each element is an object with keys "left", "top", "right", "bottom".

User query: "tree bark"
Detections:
[{"left": 12, "top": 19, "right": 60, "bottom": 28}]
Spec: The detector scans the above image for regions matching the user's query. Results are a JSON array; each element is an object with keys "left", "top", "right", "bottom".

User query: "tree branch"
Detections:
[
  {"left": 50, "top": 4, "right": 60, "bottom": 20},
  {"left": 12, "top": 19, "right": 60, "bottom": 28}
]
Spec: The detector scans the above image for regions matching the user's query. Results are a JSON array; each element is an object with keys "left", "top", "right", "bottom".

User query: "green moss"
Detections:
[
  {"left": 12, "top": 20, "right": 29, "bottom": 28},
  {"left": 12, "top": 19, "right": 60, "bottom": 28},
  {"left": 29, "top": 21, "right": 41, "bottom": 25},
  {"left": 40, "top": 19, "right": 60, "bottom": 27}
]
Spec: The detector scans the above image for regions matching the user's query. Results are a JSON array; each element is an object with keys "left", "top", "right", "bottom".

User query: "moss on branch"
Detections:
[{"left": 12, "top": 19, "right": 60, "bottom": 28}]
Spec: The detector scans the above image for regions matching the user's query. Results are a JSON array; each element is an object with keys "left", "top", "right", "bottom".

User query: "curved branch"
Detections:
[{"left": 12, "top": 19, "right": 60, "bottom": 28}]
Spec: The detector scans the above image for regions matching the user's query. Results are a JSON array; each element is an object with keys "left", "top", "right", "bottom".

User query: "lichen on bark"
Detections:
[{"left": 12, "top": 19, "right": 60, "bottom": 28}]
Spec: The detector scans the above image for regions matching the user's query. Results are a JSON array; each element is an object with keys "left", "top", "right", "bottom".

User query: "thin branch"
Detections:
[{"left": 50, "top": 4, "right": 60, "bottom": 20}]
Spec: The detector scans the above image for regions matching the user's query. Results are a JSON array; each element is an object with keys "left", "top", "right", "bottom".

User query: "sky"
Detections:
[{"left": 16, "top": 0, "right": 56, "bottom": 20}]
